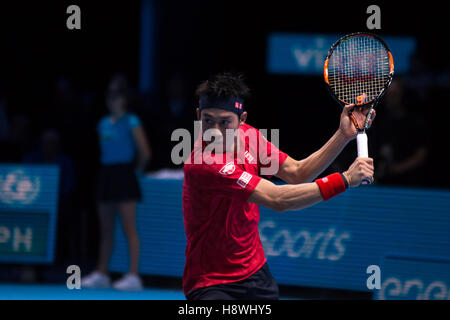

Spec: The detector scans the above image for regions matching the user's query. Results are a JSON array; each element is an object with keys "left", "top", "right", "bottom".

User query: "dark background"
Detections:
[
  {"left": 0, "top": 0, "right": 448, "bottom": 294},
  {"left": 1, "top": 1, "right": 448, "bottom": 183}
]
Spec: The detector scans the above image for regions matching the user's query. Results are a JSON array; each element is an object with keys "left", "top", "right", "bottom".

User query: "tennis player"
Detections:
[{"left": 182, "top": 73, "right": 374, "bottom": 300}]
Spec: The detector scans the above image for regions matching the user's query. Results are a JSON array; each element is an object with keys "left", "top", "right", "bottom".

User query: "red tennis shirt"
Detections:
[{"left": 182, "top": 123, "right": 288, "bottom": 295}]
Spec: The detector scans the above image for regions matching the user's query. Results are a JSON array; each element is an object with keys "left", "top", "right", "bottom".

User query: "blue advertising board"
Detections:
[
  {"left": 266, "top": 33, "right": 416, "bottom": 75},
  {"left": 0, "top": 165, "right": 60, "bottom": 263},
  {"left": 375, "top": 255, "right": 450, "bottom": 300},
  {"left": 110, "top": 179, "right": 184, "bottom": 277},
  {"left": 109, "top": 178, "right": 450, "bottom": 299}
]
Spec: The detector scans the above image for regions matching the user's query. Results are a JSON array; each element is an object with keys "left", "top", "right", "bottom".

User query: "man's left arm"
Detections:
[
  {"left": 276, "top": 104, "right": 375, "bottom": 184},
  {"left": 276, "top": 130, "right": 349, "bottom": 184}
]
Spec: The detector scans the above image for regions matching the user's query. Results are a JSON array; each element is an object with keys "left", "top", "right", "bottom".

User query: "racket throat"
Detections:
[
  {"left": 348, "top": 102, "right": 375, "bottom": 132},
  {"left": 348, "top": 112, "right": 361, "bottom": 131}
]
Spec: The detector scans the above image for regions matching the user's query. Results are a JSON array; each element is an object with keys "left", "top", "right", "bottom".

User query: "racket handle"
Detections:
[
  {"left": 356, "top": 132, "right": 372, "bottom": 185},
  {"left": 356, "top": 131, "right": 368, "bottom": 158}
]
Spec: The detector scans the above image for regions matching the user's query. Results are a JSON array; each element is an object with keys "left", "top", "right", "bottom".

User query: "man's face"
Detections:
[{"left": 197, "top": 108, "right": 246, "bottom": 152}]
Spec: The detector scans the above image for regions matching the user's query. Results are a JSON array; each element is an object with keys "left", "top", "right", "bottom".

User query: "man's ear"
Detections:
[
  {"left": 196, "top": 108, "right": 200, "bottom": 121},
  {"left": 240, "top": 112, "right": 247, "bottom": 124}
]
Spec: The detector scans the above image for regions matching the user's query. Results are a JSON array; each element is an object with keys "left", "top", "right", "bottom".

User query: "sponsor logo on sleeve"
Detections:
[{"left": 237, "top": 172, "right": 252, "bottom": 188}]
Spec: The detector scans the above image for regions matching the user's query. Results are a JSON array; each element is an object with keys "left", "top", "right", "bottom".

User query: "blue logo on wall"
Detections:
[
  {"left": 0, "top": 169, "right": 41, "bottom": 205},
  {"left": 267, "top": 33, "right": 416, "bottom": 75}
]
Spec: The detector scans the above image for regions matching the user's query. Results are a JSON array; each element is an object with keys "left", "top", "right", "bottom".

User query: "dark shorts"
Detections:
[
  {"left": 186, "top": 263, "right": 279, "bottom": 300},
  {"left": 96, "top": 163, "right": 142, "bottom": 203}
]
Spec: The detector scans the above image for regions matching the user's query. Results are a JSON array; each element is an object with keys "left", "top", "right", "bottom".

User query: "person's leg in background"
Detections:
[
  {"left": 80, "top": 201, "right": 116, "bottom": 288},
  {"left": 97, "top": 202, "right": 117, "bottom": 274},
  {"left": 112, "top": 200, "right": 143, "bottom": 290},
  {"left": 118, "top": 201, "right": 140, "bottom": 275}
]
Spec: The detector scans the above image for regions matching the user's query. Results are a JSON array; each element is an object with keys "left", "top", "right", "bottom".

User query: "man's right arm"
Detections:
[
  {"left": 249, "top": 157, "right": 374, "bottom": 212},
  {"left": 248, "top": 178, "right": 323, "bottom": 212}
]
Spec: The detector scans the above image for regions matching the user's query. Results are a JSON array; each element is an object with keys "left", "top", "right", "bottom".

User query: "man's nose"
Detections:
[{"left": 208, "top": 127, "right": 223, "bottom": 140}]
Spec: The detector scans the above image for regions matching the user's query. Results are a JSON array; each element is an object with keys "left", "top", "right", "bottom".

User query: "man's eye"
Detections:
[
  {"left": 205, "top": 119, "right": 213, "bottom": 124},
  {"left": 221, "top": 120, "right": 230, "bottom": 125}
]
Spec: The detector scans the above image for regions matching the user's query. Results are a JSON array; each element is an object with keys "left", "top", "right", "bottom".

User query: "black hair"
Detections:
[
  {"left": 106, "top": 73, "right": 130, "bottom": 108},
  {"left": 195, "top": 72, "right": 251, "bottom": 100}
]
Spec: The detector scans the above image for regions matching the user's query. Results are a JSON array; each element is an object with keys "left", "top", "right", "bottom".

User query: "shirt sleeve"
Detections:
[
  {"left": 256, "top": 130, "right": 288, "bottom": 178},
  {"left": 128, "top": 114, "right": 142, "bottom": 129},
  {"left": 187, "top": 163, "right": 262, "bottom": 203}
]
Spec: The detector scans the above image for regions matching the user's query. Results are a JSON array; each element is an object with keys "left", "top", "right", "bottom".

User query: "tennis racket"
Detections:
[{"left": 324, "top": 32, "right": 394, "bottom": 184}]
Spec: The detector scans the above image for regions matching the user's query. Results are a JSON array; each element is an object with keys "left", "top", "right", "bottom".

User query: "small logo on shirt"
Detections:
[
  {"left": 322, "top": 177, "right": 328, "bottom": 183},
  {"left": 237, "top": 172, "right": 252, "bottom": 188},
  {"left": 235, "top": 101, "right": 243, "bottom": 110},
  {"left": 244, "top": 151, "right": 255, "bottom": 163},
  {"left": 219, "top": 162, "right": 236, "bottom": 175}
]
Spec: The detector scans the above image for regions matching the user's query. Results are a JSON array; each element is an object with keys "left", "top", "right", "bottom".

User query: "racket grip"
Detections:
[
  {"left": 356, "top": 132, "right": 372, "bottom": 185},
  {"left": 356, "top": 132, "right": 369, "bottom": 158}
]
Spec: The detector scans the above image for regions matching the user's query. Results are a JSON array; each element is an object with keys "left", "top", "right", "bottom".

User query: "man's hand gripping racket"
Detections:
[{"left": 324, "top": 32, "right": 394, "bottom": 185}]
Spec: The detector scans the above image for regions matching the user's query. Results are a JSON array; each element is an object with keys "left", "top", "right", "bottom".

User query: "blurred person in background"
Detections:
[
  {"left": 143, "top": 73, "right": 192, "bottom": 170},
  {"left": 24, "top": 129, "right": 76, "bottom": 199},
  {"left": 0, "top": 113, "right": 31, "bottom": 162},
  {"left": 0, "top": 96, "right": 8, "bottom": 142},
  {"left": 81, "top": 73, "right": 151, "bottom": 290},
  {"left": 159, "top": 73, "right": 192, "bottom": 168},
  {"left": 23, "top": 129, "right": 77, "bottom": 268},
  {"left": 373, "top": 78, "right": 429, "bottom": 186},
  {"left": 166, "top": 73, "right": 192, "bottom": 130},
  {"left": 42, "top": 76, "right": 84, "bottom": 162}
]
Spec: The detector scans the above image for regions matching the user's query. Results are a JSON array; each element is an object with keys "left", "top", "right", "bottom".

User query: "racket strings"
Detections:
[{"left": 327, "top": 35, "right": 390, "bottom": 105}]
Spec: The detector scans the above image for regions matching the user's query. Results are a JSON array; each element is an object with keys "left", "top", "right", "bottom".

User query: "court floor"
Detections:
[
  {"left": 0, "top": 283, "right": 186, "bottom": 300},
  {"left": 0, "top": 283, "right": 301, "bottom": 300}
]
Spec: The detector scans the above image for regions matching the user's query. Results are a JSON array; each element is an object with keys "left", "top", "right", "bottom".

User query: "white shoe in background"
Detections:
[
  {"left": 112, "top": 274, "right": 143, "bottom": 291},
  {"left": 80, "top": 271, "right": 111, "bottom": 289}
]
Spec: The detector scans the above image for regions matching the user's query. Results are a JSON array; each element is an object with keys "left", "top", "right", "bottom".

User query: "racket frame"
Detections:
[
  {"left": 324, "top": 32, "right": 394, "bottom": 110},
  {"left": 323, "top": 32, "right": 395, "bottom": 185}
]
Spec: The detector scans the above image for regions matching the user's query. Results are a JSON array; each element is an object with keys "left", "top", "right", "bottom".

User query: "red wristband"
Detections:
[{"left": 315, "top": 172, "right": 346, "bottom": 201}]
